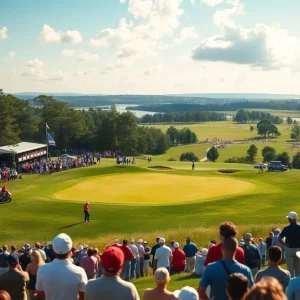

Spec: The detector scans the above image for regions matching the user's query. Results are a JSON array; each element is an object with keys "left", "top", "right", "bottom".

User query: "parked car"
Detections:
[
  {"left": 268, "top": 161, "right": 288, "bottom": 172},
  {"left": 254, "top": 163, "right": 268, "bottom": 169},
  {"left": 58, "top": 154, "right": 77, "bottom": 160}
]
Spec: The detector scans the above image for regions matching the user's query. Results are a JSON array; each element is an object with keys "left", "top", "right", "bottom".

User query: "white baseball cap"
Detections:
[
  {"left": 53, "top": 233, "right": 72, "bottom": 255},
  {"left": 159, "top": 238, "right": 165, "bottom": 244},
  {"left": 174, "top": 242, "right": 179, "bottom": 248},
  {"left": 82, "top": 244, "right": 88, "bottom": 249},
  {"left": 137, "top": 239, "right": 143, "bottom": 243},
  {"left": 287, "top": 211, "right": 298, "bottom": 220},
  {"left": 78, "top": 245, "right": 83, "bottom": 251},
  {"left": 174, "top": 286, "right": 199, "bottom": 300}
]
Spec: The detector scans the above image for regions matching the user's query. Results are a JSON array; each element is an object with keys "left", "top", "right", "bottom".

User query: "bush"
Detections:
[
  {"left": 180, "top": 152, "right": 199, "bottom": 162},
  {"left": 218, "top": 169, "right": 240, "bottom": 174},
  {"left": 167, "top": 158, "right": 176, "bottom": 161},
  {"left": 207, "top": 146, "right": 219, "bottom": 162},
  {"left": 224, "top": 157, "right": 250, "bottom": 164}
]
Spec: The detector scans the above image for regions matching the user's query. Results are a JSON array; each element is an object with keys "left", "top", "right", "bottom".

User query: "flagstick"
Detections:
[{"left": 46, "top": 123, "right": 49, "bottom": 160}]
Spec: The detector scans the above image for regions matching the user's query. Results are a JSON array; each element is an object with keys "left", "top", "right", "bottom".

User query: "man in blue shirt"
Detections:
[
  {"left": 183, "top": 237, "right": 198, "bottom": 272},
  {"left": 198, "top": 237, "right": 254, "bottom": 300},
  {"left": 279, "top": 211, "right": 300, "bottom": 278}
]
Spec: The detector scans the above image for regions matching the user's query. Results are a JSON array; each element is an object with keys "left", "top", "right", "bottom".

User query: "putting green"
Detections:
[{"left": 54, "top": 173, "right": 256, "bottom": 205}]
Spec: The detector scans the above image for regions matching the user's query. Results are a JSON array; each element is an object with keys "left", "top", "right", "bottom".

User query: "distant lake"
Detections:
[{"left": 74, "top": 104, "right": 158, "bottom": 117}]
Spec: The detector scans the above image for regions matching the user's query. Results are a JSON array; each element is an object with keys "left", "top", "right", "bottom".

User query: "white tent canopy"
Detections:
[{"left": 0, "top": 142, "right": 47, "bottom": 154}]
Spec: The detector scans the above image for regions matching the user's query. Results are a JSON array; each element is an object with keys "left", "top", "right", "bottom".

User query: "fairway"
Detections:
[{"left": 54, "top": 173, "right": 256, "bottom": 205}]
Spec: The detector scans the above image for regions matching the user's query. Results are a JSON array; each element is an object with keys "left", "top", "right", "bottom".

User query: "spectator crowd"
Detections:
[{"left": 1, "top": 211, "right": 300, "bottom": 299}]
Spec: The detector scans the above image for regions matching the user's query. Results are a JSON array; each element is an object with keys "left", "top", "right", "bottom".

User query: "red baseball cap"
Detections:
[{"left": 101, "top": 246, "right": 124, "bottom": 272}]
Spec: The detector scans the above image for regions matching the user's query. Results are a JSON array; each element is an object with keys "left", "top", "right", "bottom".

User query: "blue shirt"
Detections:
[
  {"left": 286, "top": 277, "right": 300, "bottom": 300},
  {"left": 200, "top": 259, "right": 254, "bottom": 300},
  {"left": 183, "top": 243, "right": 198, "bottom": 257},
  {"left": 279, "top": 223, "right": 300, "bottom": 248}
]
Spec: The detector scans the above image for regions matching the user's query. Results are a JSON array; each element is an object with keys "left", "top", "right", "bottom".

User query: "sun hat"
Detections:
[
  {"left": 101, "top": 246, "right": 124, "bottom": 272},
  {"left": 287, "top": 211, "right": 297, "bottom": 220},
  {"left": 130, "top": 238, "right": 135, "bottom": 243},
  {"left": 6, "top": 253, "right": 19, "bottom": 266},
  {"left": 138, "top": 239, "right": 143, "bottom": 243},
  {"left": 243, "top": 233, "right": 252, "bottom": 240},
  {"left": 48, "top": 241, "right": 53, "bottom": 246},
  {"left": 174, "top": 286, "right": 199, "bottom": 300},
  {"left": 201, "top": 248, "right": 208, "bottom": 256},
  {"left": 85, "top": 202, "right": 89, "bottom": 204},
  {"left": 143, "top": 241, "right": 148, "bottom": 244},
  {"left": 82, "top": 244, "right": 88, "bottom": 249},
  {"left": 174, "top": 242, "right": 180, "bottom": 248},
  {"left": 23, "top": 244, "right": 32, "bottom": 252},
  {"left": 78, "top": 245, "right": 83, "bottom": 251},
  {"left": 159, "top": 238, "right": 166, "bottom": 244},
  {"left": 53, "top": 233, "right": 73, "bottom": 255}
]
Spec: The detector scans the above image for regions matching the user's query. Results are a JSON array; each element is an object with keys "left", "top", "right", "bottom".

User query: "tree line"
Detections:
[
  {"left": 234, "top": 110, "right": 283, "bottom": 124},
  {"left": 138, "top": 111, "right": 226, "bottom": 124},
  {"left": 0, "top": 91, "right": 172, "bottom": 155},
  {"left": 166, "top": 126, "right": 198, "bottom": 145}
]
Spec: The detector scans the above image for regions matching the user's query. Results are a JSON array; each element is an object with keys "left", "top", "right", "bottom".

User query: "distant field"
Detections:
[{"left": 217, "top": 109, "right": 300, "bottom": 118}]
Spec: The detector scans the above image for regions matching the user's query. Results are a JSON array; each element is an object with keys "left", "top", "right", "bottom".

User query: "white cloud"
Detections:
[
  {"left": 76, "top": 51, "right": 100, "bottom": 62},
  {"left": 8, "top": 51, "right": 16, "bottom": 58},
  {"left": 174, "top": 26, "right": 198, "bottom": 44},
  {"left": 90, "top": 0, "right": 183, "bottom": 71},
  {"left": 190, "top": 0, "right": 196, "bottom": 4},
  {"left": 201, "top": 0, "right": 224, "bottom": 7},
  {"left": 0, "top": 26, "right": 8, "bottom": 39},
  {"left": 48, "top": 70, "right": 66, "bottom": 81},
  {"left": 120, "top": 0, "right": 127, "bottom": 3},
  {"left": 61, "top": 49, "right": 76, "bottom": 57},
  {"left": 141, "top": 63, "right": 162, "bottom": 76},
  {"left": 39, "top": 25, "right": 83, "bottom": 45},
  {"left": 76, "top": 68, "right": 95, "bottom": 77},
  {"left": 26, "top": 58, "right": 44, "bottom": 69}
]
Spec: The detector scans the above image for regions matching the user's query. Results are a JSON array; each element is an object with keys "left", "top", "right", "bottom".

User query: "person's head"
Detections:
[
  {"left": 130, "top": 238, "right": 135, "bottom": 244},
  {"left": 174, "top": 286, "right": 199, "bottom": 300},
  {"left": 219, "top": 222, "right": 238, "bottom": 241},
  {"left": 31, "top": 250, "right": 44, "bottom": 266},
  {"left": 82, "top": 244, "right": 88, "bottom": 250},
  {"left": 6, "top": 253, "right": 19, "bottom": 269},
  {"left": 268, "top": 246, "right": 282, "bottom": 265},
  {"left": 137, "top": 239, "right": 143, "bottom": 244},
  {"left": 154, "top": 267, "right": 170, "bottom": 288},
  {"left": 242, "top": 277, "right": 286, "bottom": 300},
  {"left": 174, "top": 242, "right": 180, "bottom": 249},
  {"left": 0, "top": 290, "right": 11, "bottom": 300},
  {"left": 52, "top": 233, "right": 73, "bottom": 259},
  {"left": 185, "top": 237, "right": 191, "bottom": 244},
  {"left": 35, "top": 242, "right": 42, "bottom": 249},
  {"left": 287, "top": 211, "right": 297, "bottom": 224},
  {"left": 2, "top": 245, "right": 7, "bottom": 252},
  {"left": 269, "top": 232, "right": 274, "bottom": 238},
  {"left": 10, "top": 245, "right": 16, "bottom": 252},
  {"left": 211, "top": 240, "right": 217, "bottom": 245},
  {"left": 156, "top": 237, "right": 160, "bottom": 244},
  {"left": 159, "top": 238, "right": 165, "bottom": 245},
  {"left": 226, "top": 273, "right": 249, "bottom": 300},
  {"left": 143, "top": 241, "right": 148, "bottom": 247},
  {"left": 222, "top": 237, "right": 238, "bottom": 259},
  {"left": 87, "top": 248, "right": 94, "bottom": 257},
  {"left": 170, "top": 240, "right": 175, "bottom": 247},
  {"left": 123, "top": 239, "right": 128, "bottom": 246},
  {"left": 243, "top": 233, "right": 252, "bottom": 244},
  {"left": 259, "top": 238, "right": 262, "bottom": 243},
  {"left": 101, "top": 246, "right": 124, "bottom": 276}
]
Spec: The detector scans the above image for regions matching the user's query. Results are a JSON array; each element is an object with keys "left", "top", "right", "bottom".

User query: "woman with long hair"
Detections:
[{"left": 26, "top": 250, "right": 45, "bottom": 300}]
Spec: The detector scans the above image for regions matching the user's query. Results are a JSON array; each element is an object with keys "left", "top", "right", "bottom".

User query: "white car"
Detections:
[
  {"left": 254, "top": 163, "right": 268, "bottom": 169},
  {"left": 59, "top": 154, "right": 77, "bottom": 160}
]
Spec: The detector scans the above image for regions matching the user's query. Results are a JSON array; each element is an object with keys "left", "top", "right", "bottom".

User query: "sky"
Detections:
[{"left": 1, "top": 0, "right": 300, "bottom": 94}]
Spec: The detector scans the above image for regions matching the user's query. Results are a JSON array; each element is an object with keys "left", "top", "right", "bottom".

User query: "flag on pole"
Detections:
[
  {"left": 47, "top": 133, "right": 56, "bottom": 146},
  {"left": 46, "top": 123, "right": 50, "bottom": 130}
]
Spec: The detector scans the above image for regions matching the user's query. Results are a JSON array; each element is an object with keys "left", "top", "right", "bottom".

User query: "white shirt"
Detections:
[
  {"left": 136, "top": 244, "right": 145, "bottom": 257},
  {"left": 36, "top": 259, "right": 88, "bottom": 300},
  {"left": 154, "top": 245, "right": 173, "bottom": 268},
  {"left": 128, "top": 244, "right": 139, "bottom": 258},
  {"left": 37, "top": 249, "right": 47, "bottom": 262},
  {"left": 258, "top": 242, "right": 267, "bottom": 256}
]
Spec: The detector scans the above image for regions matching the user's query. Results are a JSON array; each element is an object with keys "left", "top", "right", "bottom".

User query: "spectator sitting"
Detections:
[
  {"left": 194, "top": 248, "right": 208, "bottom": 277},
  {"left": 85, "top": 246, "right": 140, "bottom": 300},
  {"left": 143, "top": 267, "right": 176, "bottom": 300},
  {"left": 0, "top": 290, "right": 11, "bottom": 300},
  {"left": 204, "top": 222, "right": 245, "bottom": 268},
  {"left": 36, "top": 233, "right": 88, "bottom": 300},
  {"left": 174, "top": 286, "right": 199, "bottom": 300},
  {"left": 226, "top": 273, "right": 249, "bottom": 300},
  {"left": 0, "top": 253, "right": 29, "bottom": 300},
  {"left": 170, "top": 242, "right": 186, "bottom": 275},
  {"left": 256, "top": 245, "right": 290, "bottom": 292},
  {"left": 243, "top": 277, "right": 287, "bottom": 300},
  {"left": 80, "top": 248, "right": 98, "bottom": 279},
  {"left": 198, "top": 237, "right": 254, "bottom": 300}
]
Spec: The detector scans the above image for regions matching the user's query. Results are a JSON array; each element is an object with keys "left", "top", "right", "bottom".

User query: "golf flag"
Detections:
[
  {"left": 46, "top": 123, "right": 50, "bottom": 130},
  {"left": 47, "top": 132, "right": 56, "bottom": 146}
]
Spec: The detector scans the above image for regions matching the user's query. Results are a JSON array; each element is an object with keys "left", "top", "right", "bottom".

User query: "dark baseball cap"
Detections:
[{"left": 6, "top": 253, "right": 19, "bottom": 266}]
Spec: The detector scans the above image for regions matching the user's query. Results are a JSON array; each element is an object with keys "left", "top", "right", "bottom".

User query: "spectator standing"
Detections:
[
  {"left": 256, "top": 246, "right": 290, "bottom": 292},
  {"left": 257, "top": 238, "right": 267, "bottom": 266},
  {"left": 0, "top": 254, "right": 29, "bottom": 300},
  {"left": 153, "top": 238, "right": 173, "bottom": 272},
  {"left": 34, "top": 242, "right": 46, "bottom": 262},
  {"left": 85, "top": 247, "right": 140, "bottom": 300},
  {"left": 273, "top": 228, "right": 285, "bottom": 261},
  {"left": 198, "top": 237, "right": 254, "bottom": 300},
  {"left": 183, "top": 237, "right": 198, "bottom": 272},
  {"left": 278, "top": 211, "right": 300, "bottom": 278},
  {"left": 44, "top": 242, "right": 55, "bottom": 263},
  {"left": 136, "top": 239, "right": 144, "bottom": 277},
  {"left": 26, "top": 250, "right": 44, "bottom": 299},
  {"left": 0, "top": 245, "right": 9, "bottom": 275},
  {"left": 204, "top": 222, "right": 245, "bottom": 268},
  {"left": 226, "top": 273, "right": 249, "bottom": 300},
  {"left": 78, "top": 244, "right": 88, "bottom": 265},
  {"left": 143, "top": 241, "right": 151, "bottom": 277},
  {"left": 242, "top": 233, "right": 261, "bottom": 276},
  {"left": 143, "top": 267, "right": 176, "bottom": 300},
  {"left": 36, "top": 233, "right": 88, "bottom": 300},
  {"left": 19, "top": 244, "right": 32, "bottom": 271},
  {"left": 265, "top": 232, "right": 274, "bottom": 256},
  {"left": 194, "top": 249, "right": 208, "bottom": 277},
  {"left": 120, "top": 240, "right": 134, "bottom": 281},
  {"left": 171, "top": 242, "right": 186, "bottom": 275},
  {"left": 128, "top": 239, "right": 139, "bottom": 280},
  {"left": 80, "top": 248, "right": 98, "bottom": 279},
  {"left": 84, "top": 202, "right": 90, "bottom": 223},
  {"left": 286, "top": 251, "right": 300, "bottom": 299},
  {"left": 151, "top": 238, "right": 161, "bottom": 265}
]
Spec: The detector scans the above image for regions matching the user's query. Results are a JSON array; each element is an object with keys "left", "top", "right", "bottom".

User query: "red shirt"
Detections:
[
  {"left": 172, "top": 248, "right": 186, "bottom": 270},
  {"left": 84, "top": 204, "right": 89, "bottom": 211},
  {"left": 204, "top": 243, "right": 245, "bottom": 267},
  {"left": 120, "top": 245, "right": 134, "bottom": 261}
]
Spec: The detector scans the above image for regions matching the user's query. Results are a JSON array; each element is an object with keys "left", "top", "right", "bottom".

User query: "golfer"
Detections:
[{"left": 84, "top": 202, "right": 91, "bottom": 223}]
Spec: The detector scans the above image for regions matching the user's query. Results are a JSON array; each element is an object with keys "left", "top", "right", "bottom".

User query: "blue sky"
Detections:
[{"left": 1, "top": 0, "right": 300, "bottom": 94}]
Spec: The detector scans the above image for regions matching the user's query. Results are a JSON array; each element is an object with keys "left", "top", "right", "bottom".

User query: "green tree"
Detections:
[
  {"left": 250, "top": 125, "right": 254, "bottom": 133},
  {"left": 207, "top": 146, "right": 219, "bottom": 162},
  {"left": 247, "top": 144, "right": 258, "bottom": 162},
  {"left": 257, "top": 120, "right": 280, "bottom": 137},
  {"left": 292, "top": 152, "right": 300, "bottom": 169},
  {"left": 290, "top": 124, "right": 300, "bottom": 140},
  {"left": 276, "top": 152, "right": 290, "bottom": 165},
  {"left": 287, "top": 117, "right": 293, "bottom": 125},
  {"left": 180, "top": 152, "right": 199, "bottom": 162},
  {"left": 166, "top": 126, "right": 178, "bottom": 145},
  {"left": 262, "top": 146, "right": 276, "bottom": 162}
]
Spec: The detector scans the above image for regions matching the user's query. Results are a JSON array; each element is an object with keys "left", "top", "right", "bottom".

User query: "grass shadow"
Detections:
[
  {"left": 59, "top": 222, "right": 85, "bottom": 229},
  {"left": 173, "top": 274, "right": 199, "bottom": 281}
]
